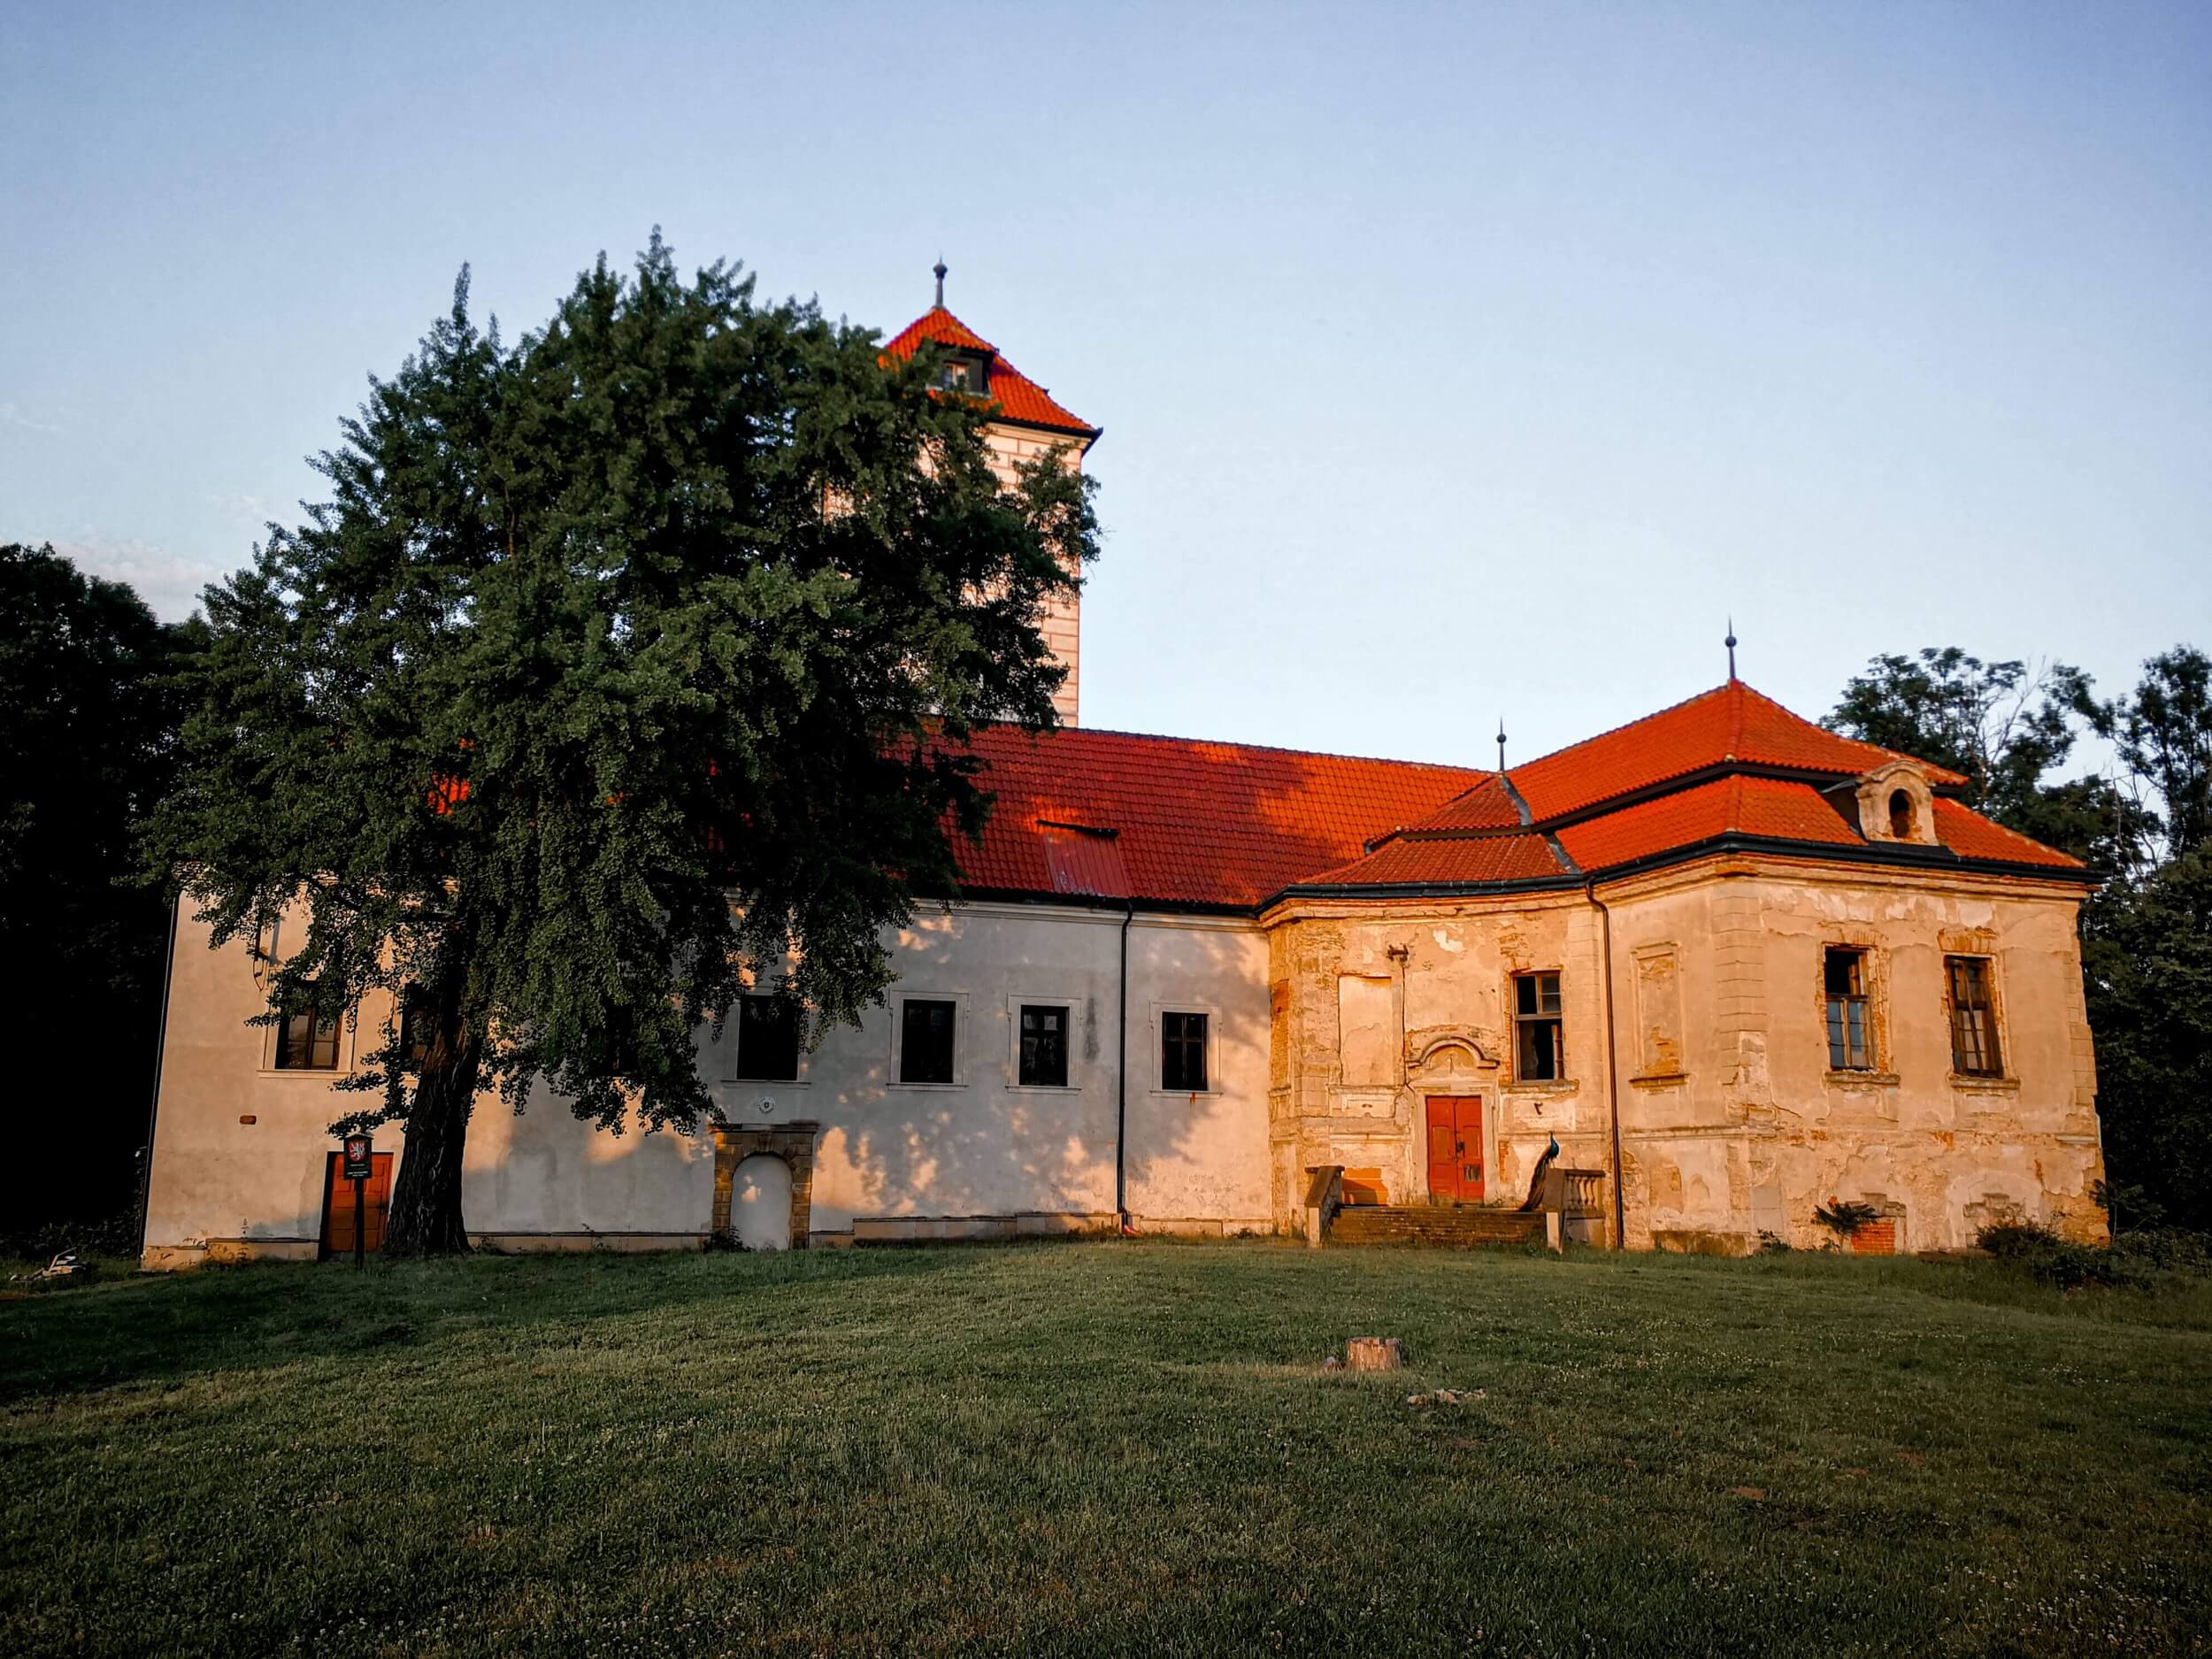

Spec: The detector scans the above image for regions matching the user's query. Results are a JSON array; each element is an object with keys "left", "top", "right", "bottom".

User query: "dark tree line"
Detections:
[
  {"left": 1830, "top": 645, "right": 2212, "bottom": 1233},
  {"left": 0, "top": 544, "right": 202, "bottom": 1237}
]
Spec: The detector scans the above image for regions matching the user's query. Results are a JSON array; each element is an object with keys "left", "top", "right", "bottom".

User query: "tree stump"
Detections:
[{"left": 1345, "top": 1337, "right": 1403, "bottom": 1372}]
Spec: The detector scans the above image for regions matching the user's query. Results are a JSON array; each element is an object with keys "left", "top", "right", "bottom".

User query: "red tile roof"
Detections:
[
  {"left": 1509, "top": 680, "right": 1965, "bottom": 821},
  {"left": 1554, "top": 775, "right": 1863, "bottom": 872},
  {"left": 1299, "top": 833, "right": 1569, "bottom": 888},
  {"left": 945, "top": 725, "right": 1486, "bottom": 908},
  {"left": 935, "top": 680, "right": 2082, "bottom": 908},
  {"left": 1929, "top": 798, "right": 2085, "bottom": 869},
  {"left": 882, "top": 307, "right": 1098, "bottom": 440}
]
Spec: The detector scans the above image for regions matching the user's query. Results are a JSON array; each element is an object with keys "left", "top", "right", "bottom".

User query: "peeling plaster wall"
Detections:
[
  {"left": 1600, "top": 861, "right": 2105, "bottom": 1251},
  {"left": 142, "top": 899, "right": 1271, "bottom": 1266},
  {"left": 1263, "top": 857, "right": 2103, "bottom": 1251},
  {"left": 1265, "top": 895, "right": 1614, "bottom": 1232}
]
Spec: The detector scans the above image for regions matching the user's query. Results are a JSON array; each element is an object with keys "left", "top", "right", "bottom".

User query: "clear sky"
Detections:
[{"left": 4, "top": 2, "right": 2206, "bottom": 769}]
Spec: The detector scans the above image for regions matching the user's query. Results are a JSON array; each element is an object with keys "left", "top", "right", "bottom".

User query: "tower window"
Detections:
[
  {"left": 1824, "top": 949, "right": 1871, "bottom": 1071},
  {"left": 1513, "top": 972, "right": 1564, "bottom": 1081}
]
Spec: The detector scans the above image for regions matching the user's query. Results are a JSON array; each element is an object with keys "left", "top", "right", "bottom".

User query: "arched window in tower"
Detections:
[{"left": 1889, "top": 789, "right": 1915, "bottom": 841}]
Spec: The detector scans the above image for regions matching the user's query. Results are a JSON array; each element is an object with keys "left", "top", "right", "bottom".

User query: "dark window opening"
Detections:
[
  {"left": 1888, "top": 788, "right": 1915, "bottom": 840},
  {"left": 275, "top": 989, "right": 340, "bottom": 1071},
  {"left": 1946, "top": 956, "right": 2002, "bottom": 1078},
  {"left": 1019, "top": 1004, "right": 1069, "bottom": 1088},
  {"left": 1162, "top": 1011, "right": 1209, "bottom": 1092},
  {"left": 1824, "top": 948, "right": 1871, "bottom": 1071},
  {"left": 899, "top": 999, "right": 956, "bottom": 1085},
  {"left": 1514, "top": 972, "right": 1563, "bottom": 1081},
  {"left": 398, "top": 989, "right": 434, "bottom": 1068},
  {"left": 736, "top": 994, "right": 802, "bottom": 1082}
]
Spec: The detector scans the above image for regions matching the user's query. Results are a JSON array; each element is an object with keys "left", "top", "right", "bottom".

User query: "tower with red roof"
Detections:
[{"left": 881, "top": 262, "right": 1101, "bottom": 724}]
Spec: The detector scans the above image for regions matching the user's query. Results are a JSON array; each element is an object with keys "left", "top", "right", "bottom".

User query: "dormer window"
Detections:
[
  {"left": 933, "top": 351, "right": 990, "bottom": 396},
  {"left": 1850, "top": 761, "right": 1938, "bottom": 847}
]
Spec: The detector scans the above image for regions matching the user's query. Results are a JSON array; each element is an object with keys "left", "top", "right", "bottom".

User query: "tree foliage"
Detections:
[
  {"left": 148, "top": 236, "right": 1098, "bottom": 1253},
  {"left": 1831, "top": 641, "right": 2212, "bottom": 1233},
  {"left": 0, "top": 543, "right": 197, "bottom": 1228}
]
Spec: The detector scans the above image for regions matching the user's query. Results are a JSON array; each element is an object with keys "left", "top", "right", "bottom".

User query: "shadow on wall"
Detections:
[{"left": 810, "top": 912, "right": 1271, "bottom": 1231}]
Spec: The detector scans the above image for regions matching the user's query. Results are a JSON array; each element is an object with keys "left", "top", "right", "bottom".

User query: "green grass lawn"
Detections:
[{"left": 4, "top": 1242, "right": 2208, "bottom": 1658}]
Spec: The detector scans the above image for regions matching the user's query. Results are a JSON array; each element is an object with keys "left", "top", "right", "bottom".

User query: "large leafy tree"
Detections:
[
  {"left": 150, "top": 237, "right": 1096, "bottom": 1254},
  {"left": 0, "top": 544, "right": 197, "bottom": 1231},
  {"left": 1830, "top": 642, "right": 2211, "bottom": 1233}
]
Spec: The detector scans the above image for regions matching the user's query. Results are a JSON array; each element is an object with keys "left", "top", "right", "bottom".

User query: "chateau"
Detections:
[{"left": 140, "top": 292, "right": 2107, "bottom": 1266}]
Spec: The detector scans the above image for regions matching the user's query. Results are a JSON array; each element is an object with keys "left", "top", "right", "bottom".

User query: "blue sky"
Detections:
[{"left": 4, "top": 2, "right": 2206, "bottom": 768}]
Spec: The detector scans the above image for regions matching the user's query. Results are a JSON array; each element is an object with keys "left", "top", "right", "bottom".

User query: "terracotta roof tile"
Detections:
[
  {"left": 1293, "top": 833, "right": 1568, "bottom": 889},
  {"left": 944, "top": 725, "right": 1486, "bottom": 908},
  {"left": 1509, "top": 680, "right": 1965, "bottom": 820},
  {"left": 1556, "top": 776, "right": 1862, "bottom": 872},
  {"left": 882, "top": 306, "right": 1098, "bottom": 438},
  {"left": 1929, "top": 798, "right": 2085, "bottom": 869}
]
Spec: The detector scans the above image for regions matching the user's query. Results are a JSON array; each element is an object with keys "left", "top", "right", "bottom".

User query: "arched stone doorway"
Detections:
[{"left": 711, "top": 1122, "right": 817, "bottom": 1249}]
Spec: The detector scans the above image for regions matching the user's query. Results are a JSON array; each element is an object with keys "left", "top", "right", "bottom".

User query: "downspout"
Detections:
[
  {"left": 1586, "top": 878, "right": 1628, "bottom": 1249},
  {"left": 136, "top": 891, "right": 181, "bottom": 1262},
  {"left": 1116, "top": 898, "right": 1135, "bottom": 1233}
]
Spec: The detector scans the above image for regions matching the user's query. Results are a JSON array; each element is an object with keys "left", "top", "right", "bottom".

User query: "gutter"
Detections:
[
  {"left": 1586, "top": 878, "right": 1628, "bottom": 1250},
  {"left": 136, "top": 891, "right": 181, "bottom": 1261},
  {"left": 1115, "top": 898, "right": 1135, "bottom": 1233}
]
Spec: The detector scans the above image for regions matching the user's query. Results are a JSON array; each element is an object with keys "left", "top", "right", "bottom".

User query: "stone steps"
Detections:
[{"left": 1327, "top": 1204, "right": 1547, "bottom": 1248}]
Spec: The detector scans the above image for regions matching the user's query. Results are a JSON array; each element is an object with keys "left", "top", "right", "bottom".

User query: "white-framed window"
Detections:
[
  {"left": 1152, "top": 1003, "right": 1217, "bottom": 1095},
  {"left": 890, "top": 991, "right": 964, "bottom": 1087},
  {"left": 1004, "top": 995, "right": 1079, "bottom": 1091}
]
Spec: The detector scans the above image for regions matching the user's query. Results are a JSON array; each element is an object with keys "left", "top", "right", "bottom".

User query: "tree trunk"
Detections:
[{"left": 381, "top": 1006, "right": 482, "bottom": 1258}]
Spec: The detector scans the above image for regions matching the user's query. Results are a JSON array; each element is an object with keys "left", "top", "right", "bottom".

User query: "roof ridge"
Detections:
[
  {"left": 1514, "top": 680, "right": 1736, "bottom": 772},
  {"left": 965, "top": 721, "right": 1489, "bottom": 775}
]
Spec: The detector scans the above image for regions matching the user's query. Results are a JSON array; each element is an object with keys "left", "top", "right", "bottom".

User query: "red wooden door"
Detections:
[
  {"left": 1425, "top": 1096, "right": 1486, "bottom": 1202},
  {"left": 323, "top": 1152, "right": 394, "bottom": 1256}
]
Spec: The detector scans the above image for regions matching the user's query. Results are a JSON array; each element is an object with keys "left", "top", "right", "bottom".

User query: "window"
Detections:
[
  {"left": 398, "top": 989, "right": 434, "bottom": 1067},
  {"left": 735, "top": 994, "right": 801, "bottom": 1082},
  {"left": 1946, "top": 956, "right": 2003, "bottom": 1078},
  {"left": 1513, "top": 972, "right": 1563, "bottom": 1081},
  {"left": 1018, "top": 1004, "right": 1069, "bottom": 1088},
  {"left": 274, "top": 990, "right": 340, "bottom": 1071},
  {"left": 1161, "top": 1011, "right": 1209, "bottom": 1092},
  {"left": 898, "top": 999, "right": 956, "bottom": 1085},
  {"left": 1888, "top": 789, "right": 1915, "bottom": 840},
  {"left": 1824, "top": 949, "right": 1871, "bottom": 1071}
]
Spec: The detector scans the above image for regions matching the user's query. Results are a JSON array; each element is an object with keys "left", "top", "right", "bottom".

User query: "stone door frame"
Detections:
[{"left": 711, "top": 1121, "right": 818, "bottom": 1248}]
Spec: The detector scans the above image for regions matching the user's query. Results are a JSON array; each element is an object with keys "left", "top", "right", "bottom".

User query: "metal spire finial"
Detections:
[
  {"left": 1496, "top": 717, "right": 1508, "bottom": 772},
  {"left": 1725, "top": 617, "right": 1739, "bottom": 681},
  {"left": 933, "top": 257, "right": 947, "bottom": 309}
]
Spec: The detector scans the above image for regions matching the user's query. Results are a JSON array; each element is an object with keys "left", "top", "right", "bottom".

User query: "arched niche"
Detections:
[{"left": 711, "top": 1122, "right": 818, "bottom": 1248}]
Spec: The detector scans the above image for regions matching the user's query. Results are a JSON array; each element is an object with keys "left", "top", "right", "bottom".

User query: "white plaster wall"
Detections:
[
  {"left": 142, "top": 897, "right": 1273, "bottom": 1263},
  {"left": 718, "top": 902, "right": 1271, "bottom": 1236}
]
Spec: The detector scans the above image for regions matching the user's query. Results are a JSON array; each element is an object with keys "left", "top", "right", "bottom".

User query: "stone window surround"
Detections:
[
  {"left": 1003, "top": 994, "right": 1082, "bottom": 1093},
  {"left": 711, "top": 1121, "right": 818, "bottom": 1248}
]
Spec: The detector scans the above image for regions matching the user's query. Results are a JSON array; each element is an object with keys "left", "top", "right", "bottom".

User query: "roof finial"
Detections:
[
  {"left": 933, "top": 256, "right": 947, "bottom": 310},
  {"left": 1725, "top": 617, "right": 1739, "bottom": 682},
  {"left": 1496, "top": 717, "right": 1508, "bottom": 772}
]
